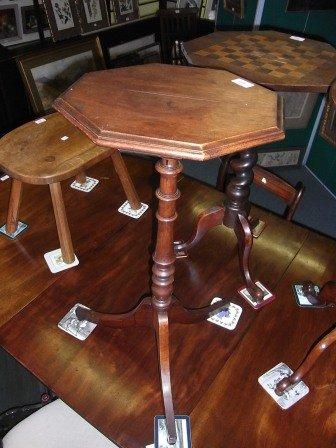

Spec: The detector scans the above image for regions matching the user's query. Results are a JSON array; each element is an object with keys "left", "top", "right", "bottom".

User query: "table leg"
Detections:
[
  {"left": 275, "top": 326, "right": 336, "bottom": 396},
  {"left": 174, "top": 149, "right": 264, "bottom": 302},
  {"left": 174, "top": 206, "right": 225, "bottom": 257},
  {"left": 150, "top": 158, "right": 182, "bottom": 444},
  {"left": 75, "top": 157, "right": 230, "bottom": 444}
]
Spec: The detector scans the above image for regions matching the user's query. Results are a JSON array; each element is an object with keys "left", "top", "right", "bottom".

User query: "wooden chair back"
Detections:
[{"left": 159, "top": 8, "right": 200, "bottom": 64}]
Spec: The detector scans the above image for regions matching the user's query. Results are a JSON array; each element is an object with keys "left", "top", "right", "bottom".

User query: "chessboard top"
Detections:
[
  {"left": 182, "top": 31, "right": 336, "bottom": 93},
  {"left": 54, "top": 64, "right": 284, "bottom": 161}
]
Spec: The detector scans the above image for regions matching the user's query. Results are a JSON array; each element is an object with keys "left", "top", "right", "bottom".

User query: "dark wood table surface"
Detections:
[
  {"left": 0, "top": 157, "right": 335, "bottom": 448},
  {"left": 183, "top": 31, "right": 336, "bottom": 93}
]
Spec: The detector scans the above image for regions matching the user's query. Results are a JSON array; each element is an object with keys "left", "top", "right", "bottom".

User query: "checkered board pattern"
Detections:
[{"left": 186, "top": 32, "right": 336, "bottom": 91}]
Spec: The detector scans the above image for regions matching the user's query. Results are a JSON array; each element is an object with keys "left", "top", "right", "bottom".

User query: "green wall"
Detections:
[{"left": 217, "top": 0, "right": 336, "bottom": 193}]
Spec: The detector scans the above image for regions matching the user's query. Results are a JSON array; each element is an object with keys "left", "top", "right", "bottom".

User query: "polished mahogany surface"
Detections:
[
  {"left": 54, "top": 64, "right": 284, "bottom": 160},
  {"left": 183, "top": 31, "right": 336, "bottom": 93},
  {"left": 0, "top": 158, "right": 335, "bottom": 448}
]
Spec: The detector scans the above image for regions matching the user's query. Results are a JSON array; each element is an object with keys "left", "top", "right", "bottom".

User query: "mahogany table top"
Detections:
[
  {"left": 183, "top": 31, "right": 336, "bottom": 93},
  {"left": 54, "top": 63, "right": 284, "bottom": 160},
  {"left": 0, "top": 113, "right": 110, "bottom": 185},
  {"left": 1, "top": 158, "right": 336, "bottom": 448}
]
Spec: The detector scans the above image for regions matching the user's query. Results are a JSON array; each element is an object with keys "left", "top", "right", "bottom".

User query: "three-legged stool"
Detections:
[{"left": 0, "top": 113, "right": 142, "bottom": 266}]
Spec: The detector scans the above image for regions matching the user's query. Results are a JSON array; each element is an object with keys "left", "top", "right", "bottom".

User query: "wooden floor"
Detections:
[{"left": 0, "top": 156, "right": 335, "bottom": 448}]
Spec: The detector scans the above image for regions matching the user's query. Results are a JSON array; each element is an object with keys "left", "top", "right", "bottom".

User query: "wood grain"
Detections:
[
  {"left": 183, "top": 31, "right": 336, "bottom": 93},
  {"left": 54, "top": 63, "right": 284, "bottom": 161},
  {"left": 0, "top": 113, "right": 110, "bottom": 185},
  {"left": 191, "top": 231, "right": 336, "bottom": 448}
]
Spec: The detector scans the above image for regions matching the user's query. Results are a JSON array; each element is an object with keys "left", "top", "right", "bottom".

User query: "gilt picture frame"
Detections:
[
  {"left": 76, "top": 0, "right": 110, "bottom": 34},
  {"left": 17, "top": 36, "right": 105, "bottom": 115},
  {"left": 43, "top": 0, "right": 81, "bottom": 41}
]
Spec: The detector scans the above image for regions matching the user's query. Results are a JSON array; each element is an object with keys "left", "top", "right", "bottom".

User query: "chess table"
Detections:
[
  {"left": 54, "top": 63, "right": 284, "bottom": 444},
  {"left": 182, "top": 31, "right": 336, "bottom": 93}
]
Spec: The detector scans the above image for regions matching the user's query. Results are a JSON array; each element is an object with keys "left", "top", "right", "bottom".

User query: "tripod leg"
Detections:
[
  {"left": 275, "top": 327, "right": 336, "bottom": 395},
  {"left": 174, "top": 206, "right": 224, "bottom": 257},
  {"left": 235, "top": 213, "right": 263, "bottom": 301},
  {"left": 154, "top": 309, "right": 177, "bottom": 444}
]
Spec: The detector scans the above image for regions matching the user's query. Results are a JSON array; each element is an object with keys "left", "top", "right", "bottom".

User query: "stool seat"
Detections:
[
  {"left": 0, "top": 113, "right": 110, "bottom": 185},
  {"left": 2, "top": 399, "right": 118, "bottom": 448},
  {"left": 0, "top": 112, "right": 142, "bottom": 266}
]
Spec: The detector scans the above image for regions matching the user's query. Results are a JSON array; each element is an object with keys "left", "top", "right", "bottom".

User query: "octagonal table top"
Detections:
[
  {"left": 182, "top": 31, "right": 336, "bottom": 93},
  {"left": 54, "top": 64, "right": 284, "bottom": 161}
]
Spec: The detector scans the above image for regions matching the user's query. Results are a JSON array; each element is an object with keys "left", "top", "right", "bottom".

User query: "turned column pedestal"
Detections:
[
  {"left": 175, "top": 149, "right": 264, "bottom": 301},
  {"left": 76, "top": 158, "right": 230, "bottom": 443}
]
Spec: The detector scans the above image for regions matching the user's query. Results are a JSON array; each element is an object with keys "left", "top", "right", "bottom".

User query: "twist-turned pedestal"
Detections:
[
  {"left": 76, "top": 158, "right": 230, "bottom": 444},
  {"left": 175, "top": 148, "right": 265, "bottom": 304}
]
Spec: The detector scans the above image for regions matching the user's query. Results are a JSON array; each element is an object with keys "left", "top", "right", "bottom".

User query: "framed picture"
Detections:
[
  {"left": 286, "top": 0, "right": 336, "bottom": 11},
  {"left": 223, "top": 0, "right": 244, "bottom": 19},
  {"left": 17, "top": 36, "right": 105, "bottom": 114},
  {"left": 114, "top": 0, "right": 139, "bottom": 23},
  {"left": 43, "top": 0, "right": 81, "bottom": 41},
  {"left": 320, "top": 94, "right": 336, "bottom": 146},
  {"left": 76, "top": 0, "right": 110, "bottom": 33},
  {"left": 21, "top": 4, "right": 49, "bottom": 34},
  {"left": 0, "top": 4, "right": 22, "bottom": 44}
]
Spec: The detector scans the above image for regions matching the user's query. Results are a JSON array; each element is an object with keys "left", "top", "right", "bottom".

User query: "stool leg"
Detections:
[
  {"left": 110, "top": 152, "right": 141, "bottom": 210},
  {"left": 6, "top": 179, "right": 23, "bottom": 234},
  {"left": 75, "top": 171, "right": 87, "bottom": 184},
  {"left": 49, "top": 182, "right": 75, "bottom": 264}
]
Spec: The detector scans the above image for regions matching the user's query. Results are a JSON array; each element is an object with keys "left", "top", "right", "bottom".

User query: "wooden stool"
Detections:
[{"left": 0, "top": 112, "right": 141, "bottom": 265}]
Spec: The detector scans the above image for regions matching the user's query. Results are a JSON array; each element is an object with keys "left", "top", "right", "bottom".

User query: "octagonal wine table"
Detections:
[
  {"left": 182, "top": 31, "right": 336, "bottom": 92},
  {"left": 54, "top": 63, "right": 284, "bottom": 444}
]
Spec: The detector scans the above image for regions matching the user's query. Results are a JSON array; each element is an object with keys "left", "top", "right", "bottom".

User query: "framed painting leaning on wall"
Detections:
[{"left": 17, "top": 36, "right": 106, "bottom": 115}]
